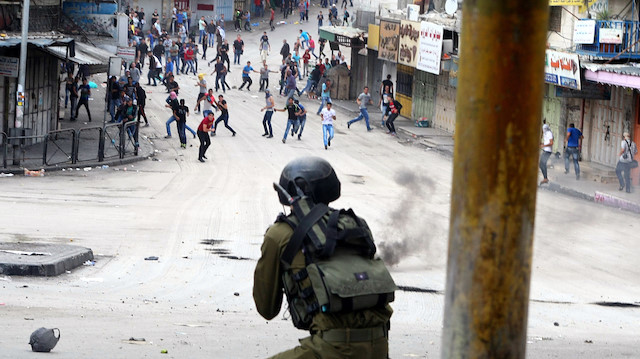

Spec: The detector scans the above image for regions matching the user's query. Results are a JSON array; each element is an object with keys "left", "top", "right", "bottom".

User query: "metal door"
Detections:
[
  {"left": 412, "top": 69, "right": 437, "bottom": 123},
  {"left": 589, "top": 86, "right": 633, "bottom": 167},
  {"left": 633, "top": 92, "right": 640, "bottom": 185},
  {"left": 216, "top": 0, "right": 234, "bottom": 19},
  {"left": 396, "top": 64, "right": 413, "bottom": 118}
]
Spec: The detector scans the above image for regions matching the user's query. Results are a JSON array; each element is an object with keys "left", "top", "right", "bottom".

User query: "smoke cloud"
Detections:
[{"left": 378, "top": 169, "right": 442, "bottom": 266}]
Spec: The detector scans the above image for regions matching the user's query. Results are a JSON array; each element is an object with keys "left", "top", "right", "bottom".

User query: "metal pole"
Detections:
[
  {"left": 13, "top": 0, "right": 29, "bottom": 165},
  {"left": 441, "top": 1, "right": 549, "bottom": 358}
]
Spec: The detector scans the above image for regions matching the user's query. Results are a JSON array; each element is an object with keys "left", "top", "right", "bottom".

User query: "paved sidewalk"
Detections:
[
  {"left": 1, "top": 79, "right": 155, "bottom": 174},
  {"left": 329, "top": 98, "right": 640, "bottom": 214}
]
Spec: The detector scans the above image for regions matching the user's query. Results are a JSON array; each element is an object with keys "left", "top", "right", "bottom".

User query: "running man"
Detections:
[
  {"left": 347, "top": 86, "right": 373, "bottom": 131},
  {"left": 211, "top": 94, "right": 236, "bottom": 136},
  {"left": 238, "top": 61, "right": 259, "bottom": 91},
  {"left": 275, "top": 97, "right": 300, "bottom": 143},
  {"left": 319, "top": 101, "right": 336, "bottom": 150}
]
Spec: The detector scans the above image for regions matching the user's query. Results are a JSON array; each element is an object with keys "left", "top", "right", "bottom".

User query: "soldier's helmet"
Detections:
[{"left": 278, "top": 157, "right": 341, "bottom": 205}]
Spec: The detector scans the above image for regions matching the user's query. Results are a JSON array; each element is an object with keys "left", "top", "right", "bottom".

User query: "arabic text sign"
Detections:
[
  {"left": 574, "top": 20, "right": 595, "bottom": 44},
  {"left": 0, "top": 56, "right": 19, "bottom": 77},
  {"left": 545, "top": 50, "right": 581, "bottom": 90},
  {"left": 117, "top": 47, "right": 136, "bottom": 63},
  {"left": 549, "top": 0, "right": 596, "bottom": 6},
  {"left": 398, "top": 20, "right": 420, "bottom": 67},
  {"left": 599, "top": 28, "right": 623, "bottom": 44},
  {"left": 417, "top": 21, "right": 443, "bottom": 75},
  {"left": 379, "top": 20, "right": 399, "bottom": 63}
]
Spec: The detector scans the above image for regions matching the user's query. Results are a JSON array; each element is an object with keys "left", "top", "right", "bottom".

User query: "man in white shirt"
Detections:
[
  {"left": 319, "top": 101, "right": 336, "bottom": 150},
  {"left": 539, "top": 123, "right": 554, "bottom": 185}
]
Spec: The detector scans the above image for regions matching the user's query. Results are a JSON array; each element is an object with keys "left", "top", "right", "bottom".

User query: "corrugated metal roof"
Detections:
[
  {"left": 581, "top": 62, "right": 640, "bottom": 77},
  {"left": 0, "top": 37, "right": 74, "bottom": 49},
  {"left": 45, "top": 42, "right": 114, "bottom": 66}
]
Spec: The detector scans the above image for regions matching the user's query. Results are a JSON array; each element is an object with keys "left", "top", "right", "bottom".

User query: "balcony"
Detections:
[{"left": 575, "top": 20, "right": 640, "bottom": 59}]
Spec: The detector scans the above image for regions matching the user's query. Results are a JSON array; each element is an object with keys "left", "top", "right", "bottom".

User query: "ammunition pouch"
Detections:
[{"left": 279, "top": 198, "right": 397, "bottom": 330}]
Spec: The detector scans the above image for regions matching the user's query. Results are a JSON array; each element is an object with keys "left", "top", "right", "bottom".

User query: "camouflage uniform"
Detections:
[{"left": 253, "top": 219, "right": 392, "bottom": 359}]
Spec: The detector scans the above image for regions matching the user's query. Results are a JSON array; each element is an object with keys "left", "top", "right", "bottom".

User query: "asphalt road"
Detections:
[{"left": 1, "top": 8, "right": 639, "bottom": 358}]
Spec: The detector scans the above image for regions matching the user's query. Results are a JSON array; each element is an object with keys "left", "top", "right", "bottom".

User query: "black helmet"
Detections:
[{"left": 278, "top": 157, "right": 341, "bottom": 205}]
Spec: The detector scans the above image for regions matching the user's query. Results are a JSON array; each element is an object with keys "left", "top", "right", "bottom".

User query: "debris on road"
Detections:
[
  {"left": 24, "top": 168, "right": 45, "bottom": 177},
  {"left": 554, "top": 322, "right": 559, "bottom": 326},
  {"left": 144, "top": 256, "right": 159, "bottom": 261},
  {"left": 29, "top": 327, "right": 60, "bottom": 352},
  {"left": 0, "top": 173, "right": 14, "bottom": 177},
  {"left": 234, "top": 292, "right": 240, "bottom": 296},
  {"left": 585, "top": 340, "right": 593, "bottom": 344},
  {"left": 161, "top": 349, "right": 168, "bottom": 354},
  {"left": 82, "top": 260, "right": 95, "bottom": 266}
]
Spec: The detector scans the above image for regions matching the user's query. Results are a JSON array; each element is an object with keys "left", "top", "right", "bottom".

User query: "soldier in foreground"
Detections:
[{"left": 253, "top": 157, "right": 397, "bottom": 358}]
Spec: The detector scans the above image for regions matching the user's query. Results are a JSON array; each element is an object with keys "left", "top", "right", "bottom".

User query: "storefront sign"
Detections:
[
  {"left": 550, "top": 0, "right": 596, "bottom": 6},
  {"left": 0, "top": 56, "right": 19, "bottom": 77},
  {"left": 379, "top": 20, "right": 399, "bottom": 63},
  {"left": 599, "top": 27, "right": 623, "bottom": 44},
  {"left": 398, "top": 20, "right": 420, "bottom": 67},
  {"left": 573, "top": 20, "right": 595, "bottom": 44},
  {"left": 368, "top": 24, "right": 379, "bottom": 51},
  {"left": 555, "top": 81, "right": 611, "bottom": 100},
  {"left": 416, "top": 21, "right": 443, "bottom": 75},
  {"left": 545, "top": 50, "right": 581, "bottom": 90},
  {"left": 117, "top": 46, "right": 136, "bottom": 63}
]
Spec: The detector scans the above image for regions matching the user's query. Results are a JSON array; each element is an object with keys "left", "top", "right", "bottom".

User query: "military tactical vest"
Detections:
[{"left": 277, "top": 198, "right": 397, "bottom": 330}]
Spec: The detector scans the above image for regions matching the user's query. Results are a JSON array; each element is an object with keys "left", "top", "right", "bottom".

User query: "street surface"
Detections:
[{"left": 1, "top": 7, "right": 640, "bottom": 358}]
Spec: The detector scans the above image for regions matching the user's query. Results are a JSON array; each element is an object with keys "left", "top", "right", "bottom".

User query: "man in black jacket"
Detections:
[{"left": 280, "top": 39, "right": 290, "bottom": 61}]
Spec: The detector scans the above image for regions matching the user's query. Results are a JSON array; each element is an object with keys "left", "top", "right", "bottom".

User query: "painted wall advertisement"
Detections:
[
  {"left": 573, "top": 20, "right": 595, "bottom": 44},
  {"left": 0, "top": 56, "right": 19, "bottom": 77},
  {"left": 398, "top": 20, "right": 420, "bottom": 67},
  {"left": 416, "top": 21, "right": 443, "bottom": 75},
  {"left": 379, "top": 20, "right": 399, "bottom": 63},
  {"left": 545, "top": 50, "right": 581, "bottom": 90}
]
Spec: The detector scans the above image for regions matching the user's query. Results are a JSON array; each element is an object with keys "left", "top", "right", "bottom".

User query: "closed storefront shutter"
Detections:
[
  {"left": 588, "top": 86, "right": 633, "bottom": 167},
  {"left": 412, "top": 70, "right": 438, "bottom": 124}
]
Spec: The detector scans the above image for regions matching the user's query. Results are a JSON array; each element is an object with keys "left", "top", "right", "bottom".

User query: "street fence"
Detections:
[{"left": 0, "top": 122, "right": 141, "bottom": 169}]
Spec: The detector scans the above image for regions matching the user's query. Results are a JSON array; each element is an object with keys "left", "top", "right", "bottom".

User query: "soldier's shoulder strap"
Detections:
[{"left": 280, "top": 203, "right": 329, "bottom": 268}]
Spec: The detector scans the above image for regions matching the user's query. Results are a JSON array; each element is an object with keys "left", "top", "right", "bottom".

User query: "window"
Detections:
[{"left": 549, "top": 7, "right": 562, "bottom": 32}]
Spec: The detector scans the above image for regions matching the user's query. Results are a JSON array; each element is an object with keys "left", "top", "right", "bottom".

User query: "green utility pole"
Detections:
[{"left": 441, "top": 1, "right": 549, "bottom": 358}]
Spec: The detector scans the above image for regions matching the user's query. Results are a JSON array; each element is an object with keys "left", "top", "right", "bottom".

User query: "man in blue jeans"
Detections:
[
  {"left": 564, "top": 123, "right": 584, "bottom": 180},
  {"left": 165, "top": 92, "right": 196, "bottom": 139},
  {"left": 316, "top": 78, "right": 332, "bottom": 115},
  {"left": 295, "top": 99, "right": 307, "bottom": 140},
  {"left": 319, "top": 101, "right": 336, "bottom": 150},
  {"left": 275, "top": 97, "right": 300, "bottom": 143},
  {"left": 260, "top": 89, "right": 275, "bottom": 138},
  {"left": 347, "top": 86, "right": 373, "bottom": 131}
]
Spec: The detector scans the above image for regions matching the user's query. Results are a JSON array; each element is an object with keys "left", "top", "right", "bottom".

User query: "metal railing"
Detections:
[
  {"left": 1, "top": 122, "right": 142, "bottom": 169},
  {"left": 44, "top": 128, "right": 76, "bottom": 166},
  {"left": 576, "top": 20, "right": 640, "bottom": 59},
  {"left": 76, "top": 126, "right": 102, "bottom": 163}
]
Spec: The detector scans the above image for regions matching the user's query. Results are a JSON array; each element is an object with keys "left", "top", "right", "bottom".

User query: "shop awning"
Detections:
[
  {"left": 318, "top": 26, "right": 366, "bottom": 48},
  {"left": 45, "top": 41, "right": 114, "bottom": 74},
  {"left": 0, "top": 35, "right": 112, "bottom": 74},
  {"left": 582, "top": 62, "right": 640, "bottom": 90}
]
